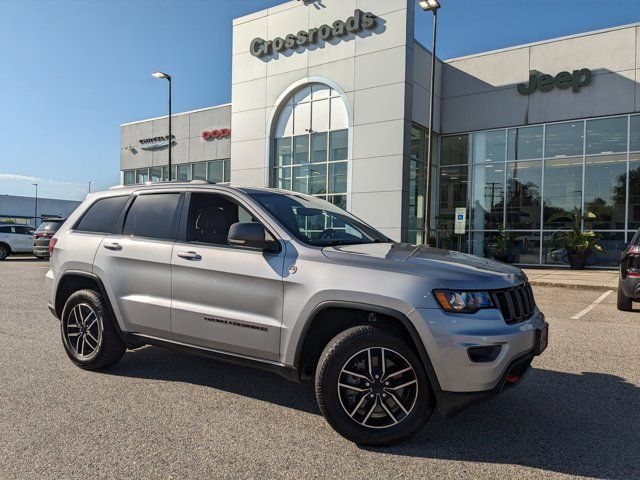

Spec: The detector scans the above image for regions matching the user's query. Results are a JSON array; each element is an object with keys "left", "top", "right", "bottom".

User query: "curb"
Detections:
[{"left": 528, "top": 280, "right": 617, "bottom": 292}]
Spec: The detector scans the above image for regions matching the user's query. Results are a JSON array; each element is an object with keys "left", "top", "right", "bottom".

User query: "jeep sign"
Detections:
[
  {"left": 250, "top": 9, "right": 377, "bottom": 58},
  {"left": 517, "top": 68, "right": 592, "bottom": 95}
]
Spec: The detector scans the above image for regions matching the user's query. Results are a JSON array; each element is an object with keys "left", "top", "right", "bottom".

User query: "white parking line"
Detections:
[{"left": 571, "top": 290, "right": 613, "bottom": 319}]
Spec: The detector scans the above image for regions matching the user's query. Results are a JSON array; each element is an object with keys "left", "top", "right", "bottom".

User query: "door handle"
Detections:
[
  {"left": 103, "top": 242, "right": 122, "bottom": 251},
  {"left": 177, "top": 251, "right": 202, "bottom": 261}
]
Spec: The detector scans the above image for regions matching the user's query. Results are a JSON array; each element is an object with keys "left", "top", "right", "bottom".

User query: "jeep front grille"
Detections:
[{"left": 492, "top": 283, "right": 536, "bottom": 324}]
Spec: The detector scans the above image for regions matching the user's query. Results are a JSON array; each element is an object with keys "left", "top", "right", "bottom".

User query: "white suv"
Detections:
[
  {"left": 0, "top": 223, "right": 36, "bottom": 260},
  {"left": 46, "top": 182, "right": 548, "bottom": 446}
]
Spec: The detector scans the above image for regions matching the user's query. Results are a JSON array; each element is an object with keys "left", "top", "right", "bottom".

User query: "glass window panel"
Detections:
[
  {"left": 329, "top": 162, "right": 348, "bottom": 194},
  {"left": 312, "top": 84, "right": 330, "bottom": 100},
  {"left": 136, "top": 169, "right": 149, "bottom": 184},
  {"left": 273, "top": 167, "right": 292, "bottom": 190},
  {"left": 411, "top": 126, "right": 426, "bottom": 162},
  {"left": 544, "top": 121, "right": 584, "bottom": 157},
  {"left": 506, "top": 160, "right": 542, "bottom": 229},
  {"left": 293, "top": 164, "right": 326, "bottom": 195},
  {"left": 327, "top": 194, "right": 347, "bottom": 210},
  {"left": 631, "top": 115, "right": 640, "bottom": 152},
  {"left": 329, "top": 130, "right": 348, "bottom": 161},
  {"left": 275, "top": 137, "right": 292, "bottom": 166},
  {"left": 472, "top": 130, "right": 506, "bottom": 164},
  {"left": 507, "top": 126, "right": 543, "bottom": 160},
  {"left": 408, "top": 159, "right": 425, "bottom": 233},
  {"left": 192, "top": 162, "right": 206, "bottom": 181},
  {"left": 123, "top": 171, "right": 135, "bottom": 185},
  {"left": 123, "top": 193, "right": 180, "bottom": 240},
  {"left": 543, "top": 157, "right": 583, "bottom": 228},
  {"left": 584, "top": 154, "right": 626, "bottom": 229},
  {"left": 471, "top": 164, "right": 505, "bottom": 230},
  {"left": 293, "top": 135, "right": 309, "bottom": 164},
  {"left": 472, "top": 231, "right": 540, "bottom": 264},
  {"left": 440, "top": 135, "right": 469, "bottom": 166},
  {"left": 177, "top": 164, "right": 190, "bottom": 182},
  {"left": 628, "top": 153, "right": 640, "bottom": 229},
  {"left": 543, "top": 231, "right": 624, "bottom": 267},
  {"left": 293, "top": 102, "right": 310, "bottom": 135},
  {"left": 438, "top": 165, "right": 469, "bottom": 230},
  {"left": 294, "top": 85, "right": 312, "bottom": 103},
  {"left": 149, "top": 167, "right": 162, "bottom": 183},
  {"left": 223, "top": 159, "right": 230, "bottom": 183},
  {"left": 542, "top": 231, "right": 569, "bottom": 265},
  {"left": 162, "top": 166, "right": 169, "bottom": 181},
  {"left": 275, "top": 105, "right": 294, "bottom": 138},
  {"left": 586, "top": 117, "right": 628, "bottom": 155},
  {"left": 329, "top": 97, "right": 348, "bottom": 130},
  {"left": 75, "top": 196, "right": 129, "bottom": 234},
  {"left": 207, "top": 161, "right": 223, "bottom": 183},
  {"left": 311, "top": 132, "right": 328, "bottom": 163},
  {"left": 311, "top": 99, "right": 330, "bottom": 132}
]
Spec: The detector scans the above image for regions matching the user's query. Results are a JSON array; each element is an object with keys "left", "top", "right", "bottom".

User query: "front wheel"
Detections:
[
  {"left": 61, "top": 289, "right": 126, "bottom": 370},
  {"left": 617, "top": 283, "right": 633, "bottom": 311},
  {"left": 315, "top": 326, "right": 434, "bottom": 446},
  {"left": 0, "top": 245, "right": 9, "bottom": 260}
]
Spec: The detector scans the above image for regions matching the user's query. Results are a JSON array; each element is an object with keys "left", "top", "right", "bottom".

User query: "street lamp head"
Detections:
[
  {"left": 151, "top": 71, "right": 171, "bottom": 80},
  {"left": 418, "top": 0, "right": 440, "bottom": 11}
]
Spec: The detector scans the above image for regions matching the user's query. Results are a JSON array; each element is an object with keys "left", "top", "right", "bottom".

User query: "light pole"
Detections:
[
  {"left": 152, "top": 71, "right": 172, "bottom": 181},
  {"left": 32, "top": 183, "right": 38, "bottom": 227},
  {"left": 418, "top": 0, "right": 440, "bottom": 245},
  {"left": 88, "top": 181, "right": 94, "bottom": 194}
]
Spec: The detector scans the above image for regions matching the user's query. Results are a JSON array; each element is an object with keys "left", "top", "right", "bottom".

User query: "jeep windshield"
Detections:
[{"left": 247, "top": 191, "right": 390, "bottom": 247}]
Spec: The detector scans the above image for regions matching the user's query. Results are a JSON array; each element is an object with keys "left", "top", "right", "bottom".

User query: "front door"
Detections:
[
  {"left": 170, "top": 191, "right": 284, "bottom": 361},
  {"left": 92, "top": 191, "right": 182, "bottom": 337}
]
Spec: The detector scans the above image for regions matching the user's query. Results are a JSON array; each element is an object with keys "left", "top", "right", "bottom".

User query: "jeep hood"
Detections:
[{"left": 321, "top": 243, "right": 526, "bottom": 290}]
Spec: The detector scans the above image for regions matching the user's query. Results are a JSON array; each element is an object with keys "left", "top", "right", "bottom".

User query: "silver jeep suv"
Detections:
[{"left": 46, "top": 182, "right": 548, "bottom": 446}]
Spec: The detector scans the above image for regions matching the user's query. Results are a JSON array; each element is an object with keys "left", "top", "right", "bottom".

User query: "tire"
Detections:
[
  {"left": 0, "top": 245, "right": 9, "bottom": 260},
  {"left": 315, "top": 325, "right": 434, "bottom": 446},
  {"left": 60, "top": 289, "right": 126, "bottom": 370},
  {"left": 617, "top": 283, "right": 633, "bottom": 311}
]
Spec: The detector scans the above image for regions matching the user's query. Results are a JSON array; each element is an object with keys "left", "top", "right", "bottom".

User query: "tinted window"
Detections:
[
  {"left": 0, "top": 226, "right": 12, "bottom": 233},
  {"left": 76, "top": 196, "right": 129, "bottom": 234},
  {"left": 186, "top": 193, "right": 260, "bottom": 246},
  {"left": 36, "top": 221, "right": 63, "bottom": 233},
  {"left": 123, "top": 193, "right": 180, "bottom": 240}
]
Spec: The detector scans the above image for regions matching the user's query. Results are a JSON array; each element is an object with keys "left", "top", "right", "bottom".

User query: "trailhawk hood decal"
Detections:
[{"left": 321, "top": 243, "right": 526, "bottom": 290}]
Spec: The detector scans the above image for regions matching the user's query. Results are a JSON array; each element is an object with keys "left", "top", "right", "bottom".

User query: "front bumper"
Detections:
[{"left": 409, "top": 306, "right": 546, "bottom": 415}]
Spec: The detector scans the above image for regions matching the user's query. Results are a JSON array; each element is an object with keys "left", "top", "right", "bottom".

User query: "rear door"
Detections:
[
  {"left": 93, "top": 191, "right": 183, "bottom": 337},
  {"left": 170, "top": 191, "right": 284, "bottom": 361}
]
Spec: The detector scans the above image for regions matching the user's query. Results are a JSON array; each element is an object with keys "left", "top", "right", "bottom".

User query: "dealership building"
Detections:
[{"left": 120, "top": 0, "right": 640, "bottom": 267}]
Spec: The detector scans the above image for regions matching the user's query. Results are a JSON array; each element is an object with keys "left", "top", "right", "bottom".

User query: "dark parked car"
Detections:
[
  {"left": 33, "top": 219, "right": 66, "bottom": 259},
  {"left": 618, "top": 228, "right": 640, "bottom": 311}
]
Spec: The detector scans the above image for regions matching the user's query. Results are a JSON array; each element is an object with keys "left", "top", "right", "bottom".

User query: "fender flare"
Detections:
[{"left": 293, "top": 300, "right": 443, "bottom": 395}]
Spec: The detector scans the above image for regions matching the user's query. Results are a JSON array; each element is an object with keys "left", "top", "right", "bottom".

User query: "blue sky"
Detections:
[{"left": 1, "top": 0, "right": 638, "bottom": 200}]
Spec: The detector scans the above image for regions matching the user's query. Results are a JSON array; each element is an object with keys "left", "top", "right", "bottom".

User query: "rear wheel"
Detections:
[
  {"left": 0, "top": 245, "right": 9, "bottom": 260},
  {"left": 617, "top": 283, "right": 633, "bottom": 311},
  {"left": 315, "top": 325, "right": 433, "bottom": 446},
  {"left": 60, "top": 289, "right": 126, "bottom": 370}
]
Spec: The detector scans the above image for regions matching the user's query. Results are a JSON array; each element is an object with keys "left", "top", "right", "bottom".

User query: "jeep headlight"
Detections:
[{"left": 433, "top": 290, "right": 494, "bottom": 313}]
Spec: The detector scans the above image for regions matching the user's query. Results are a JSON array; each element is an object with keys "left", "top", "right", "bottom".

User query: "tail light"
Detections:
[
  {"left": 49, "top": 237, "right": 58, "bottom": 254},
  {"left": 629, "top": 246, "right": 640, "bottom": 254}
]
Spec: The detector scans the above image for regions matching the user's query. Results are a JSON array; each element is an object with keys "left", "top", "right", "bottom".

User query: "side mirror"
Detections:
[{"left": 228, "top": 222, "right": 278, "bottom": 252}]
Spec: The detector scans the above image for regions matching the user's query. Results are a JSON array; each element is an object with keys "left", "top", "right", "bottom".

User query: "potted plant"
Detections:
[
  {"left": 547, "top": 208, "right": 604, "bottom": 269},
  {"left": 487, "top": 224, "right": 515, "bottom": 263}
]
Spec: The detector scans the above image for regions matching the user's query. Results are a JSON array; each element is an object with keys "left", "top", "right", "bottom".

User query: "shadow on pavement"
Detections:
[{"left": 107, "top": 346, "right": 639, "bottom": 479}]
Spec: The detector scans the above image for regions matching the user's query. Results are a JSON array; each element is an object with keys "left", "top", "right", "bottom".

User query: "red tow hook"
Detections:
[{"left": 505, "top": 375, "right": 519, "bottom": 384}]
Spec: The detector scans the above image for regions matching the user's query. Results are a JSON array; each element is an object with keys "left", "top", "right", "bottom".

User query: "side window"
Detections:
[
  {"left": 0, "top": 226, "right": 9, "bottom": 234},
  {"left": 76, "top": 196, "right": 129, "bottom": 234},
  {"left": 186, "top": 193, "right": 266, "bottom": 246},
  {"left": 123, "top": 193, "right": 180, "bottom": 240}
]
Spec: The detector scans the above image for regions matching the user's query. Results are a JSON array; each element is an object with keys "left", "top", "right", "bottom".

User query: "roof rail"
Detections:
[{"left": 109, "top": 179, "right": 216, "bottom": 190}]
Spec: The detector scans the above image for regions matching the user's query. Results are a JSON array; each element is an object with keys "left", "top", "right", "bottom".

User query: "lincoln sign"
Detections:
[{"left": 250, "top": 9, "right": 377, "bottom": 58}]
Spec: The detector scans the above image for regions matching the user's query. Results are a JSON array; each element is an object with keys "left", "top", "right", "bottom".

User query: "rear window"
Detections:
[
  {"left": 36, "top": 221, "right": 63, "bottom": 233},
  {"left": 123, "top": 193, "right": 180, "bottom": 240},
  {"left": 75, "top": 196, "right": 129, "bottom": 234}
]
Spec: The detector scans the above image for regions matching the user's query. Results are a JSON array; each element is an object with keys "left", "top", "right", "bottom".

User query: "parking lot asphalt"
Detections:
[{"left": 0, "top": 257, "right": 638, "bottom": 480}]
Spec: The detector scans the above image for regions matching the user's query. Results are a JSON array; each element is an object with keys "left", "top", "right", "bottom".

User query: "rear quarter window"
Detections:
[{"left": 75, "top": 196, "right": 129, "bottom": 233}]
